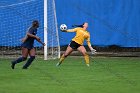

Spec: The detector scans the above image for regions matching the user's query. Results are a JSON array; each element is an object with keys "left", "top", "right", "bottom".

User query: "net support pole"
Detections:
[
  {"left": 53, "top": 0, "right": 60, "bottom": 58},
  {"left": 44, "top": 0, "right": 47, "bottom": 60}
]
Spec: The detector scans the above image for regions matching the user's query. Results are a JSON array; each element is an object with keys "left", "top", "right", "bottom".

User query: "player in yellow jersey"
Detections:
[{"left": 56, "top": 22, "right": 96, "bottom": 67}]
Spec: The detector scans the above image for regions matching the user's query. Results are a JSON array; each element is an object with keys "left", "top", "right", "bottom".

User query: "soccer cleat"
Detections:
[
  {"left": 86, "top": 64, "right": 90, "bottom": 67},
  {"left": 22, "top": 67, "right": 28, "bottom": 69},
  {"left": 11, "top": 62, "right": 15, "bottom": 69},
  {"left": 56, "top": 62, "right": 61, "bottom": 66}
]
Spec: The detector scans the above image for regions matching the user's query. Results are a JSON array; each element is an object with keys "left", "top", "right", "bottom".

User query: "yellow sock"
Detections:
[
  {"left": 84, "top": 54, "right": 89, "bottom": 65},
  {"left": 59, "top": 55, "right": 65, "bottom": 63}
]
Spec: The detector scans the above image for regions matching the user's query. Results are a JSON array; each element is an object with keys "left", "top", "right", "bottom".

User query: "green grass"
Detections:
[{"left": 0, "top": 57, "right": 140, "bottom": 93}]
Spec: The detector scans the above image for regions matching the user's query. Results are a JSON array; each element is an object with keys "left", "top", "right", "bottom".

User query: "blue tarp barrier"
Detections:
[
  {"left": 56, "top": 0, "right": 140, "bottom": 47},
  {"left": 0, "top": 0, "right": 140, "bottom": 47}
]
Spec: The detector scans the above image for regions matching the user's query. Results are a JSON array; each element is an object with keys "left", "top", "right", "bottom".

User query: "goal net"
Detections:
[{"left": 0, "top": 0, "right": 60, "bottom": 60}]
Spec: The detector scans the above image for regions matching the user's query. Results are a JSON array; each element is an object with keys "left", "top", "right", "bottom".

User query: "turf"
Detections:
[{"left": 0, "top": 57, "right": 140, "bottom": 93}]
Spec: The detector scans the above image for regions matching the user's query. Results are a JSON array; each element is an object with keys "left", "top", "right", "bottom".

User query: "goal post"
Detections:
[
  {"left": 44, "top": 0, "right": 60, "bottom": 60},
  {"left": 44, "top": 0, "right": 48, "bottom": 60},
  {"left": 0, "top": 0, "right": 60, "bottom": 60}
]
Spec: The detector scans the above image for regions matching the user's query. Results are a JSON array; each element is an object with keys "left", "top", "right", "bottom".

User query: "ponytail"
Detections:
[
  {"left": 72, "top": 24, "right": 83, "bottom": 27},
  {"left": 72, "top": 22, "right": 85, "bottom": 28}
]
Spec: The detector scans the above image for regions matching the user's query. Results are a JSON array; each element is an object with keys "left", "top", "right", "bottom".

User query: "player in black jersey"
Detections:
[{"left": 11, "top": 20, "right": 45, "bottom": 69}]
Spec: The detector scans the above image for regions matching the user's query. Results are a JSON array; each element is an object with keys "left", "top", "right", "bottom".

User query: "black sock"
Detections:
[
  {"left": 23, "top": 56, "right": 35, "bottom": 69},
  {"left": 12, "top": 57, "right": 27, "bottom": 64}
]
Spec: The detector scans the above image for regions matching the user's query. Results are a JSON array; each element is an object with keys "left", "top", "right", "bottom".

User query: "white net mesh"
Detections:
[
  {"left": 0, "top": 0, "right": 60, "bottom": 59},
  {"left": 46, "top": 0, "right": 60, "bottom": 59}
]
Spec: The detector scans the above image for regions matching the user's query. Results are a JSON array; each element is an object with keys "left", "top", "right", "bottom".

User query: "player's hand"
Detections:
[
  {"left": 61, "top": 29, "right": 67, "bottom": 32},
  {"left": 42, "top": 43, "right": 46, "bottom": 46},
  {"left": 91, "top": 49, "right": 97, "bottom": 54}
]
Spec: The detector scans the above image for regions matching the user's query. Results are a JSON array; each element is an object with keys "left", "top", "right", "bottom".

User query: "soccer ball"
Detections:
[{"left": 60, "top": 24, "right": 67, "bottom": 30}]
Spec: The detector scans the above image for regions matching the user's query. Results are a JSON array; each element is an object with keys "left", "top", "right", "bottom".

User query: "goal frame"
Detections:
[{"left": 44, "top": 0, "right": 60, "bottom": 60}]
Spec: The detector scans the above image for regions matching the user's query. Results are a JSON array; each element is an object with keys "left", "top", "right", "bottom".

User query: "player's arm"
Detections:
[
  {"left": 21, "top": 27, "right": 30, "bottom": 43},
  {"left": 27, "top": 33, "right": 45, "bottom": 46},
  {"left": 35, "top": 37, "right": 45, "bottom": 46},
  {"left": 27, "top": 32, "right": 37, "bottom": 38},
  {"left": 21, "top": 34, "right": 28, "bottom": 43},
  {"left": 61, "top": 28, "right": 77, "bottom": 32},
  {"left": 86, "top": 36, "right": 96, "bottom": 54}
]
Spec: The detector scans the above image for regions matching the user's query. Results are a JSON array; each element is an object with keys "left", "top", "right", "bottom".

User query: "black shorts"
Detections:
[
  {"left": 69, "top": 41, "right": 81, "bottom": 49},
  {"left": 21, "top": 43, "right": 34, "bottom": 50}
]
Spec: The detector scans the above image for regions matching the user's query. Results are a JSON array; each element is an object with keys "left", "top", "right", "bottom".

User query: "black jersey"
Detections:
[{"left": 21, "top": 27, "right": 37, "bottom": 49}]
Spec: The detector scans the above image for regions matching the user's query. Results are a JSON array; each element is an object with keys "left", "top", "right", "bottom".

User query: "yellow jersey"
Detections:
[{"left": 67, "top": 27, "right": 91, "bottom": 46}]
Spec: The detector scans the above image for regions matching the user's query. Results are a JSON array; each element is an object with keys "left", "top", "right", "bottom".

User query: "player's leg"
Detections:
[
  {"left": 56, "top": 46, "right": 73, "bottom": 66},
  {"left": 11, "top": 47, "right": 28, "bottom": 69},
  {"left": 22, "top": 48, "right": 35, "bottom": 69},
  {"left": 77, "top": 46, "right": 90, "bottom": 66}
]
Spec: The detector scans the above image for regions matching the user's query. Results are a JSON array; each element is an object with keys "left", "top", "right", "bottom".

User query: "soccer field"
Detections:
[{"left": 0, "top": 57, "right": 140, "bottom": 93}]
